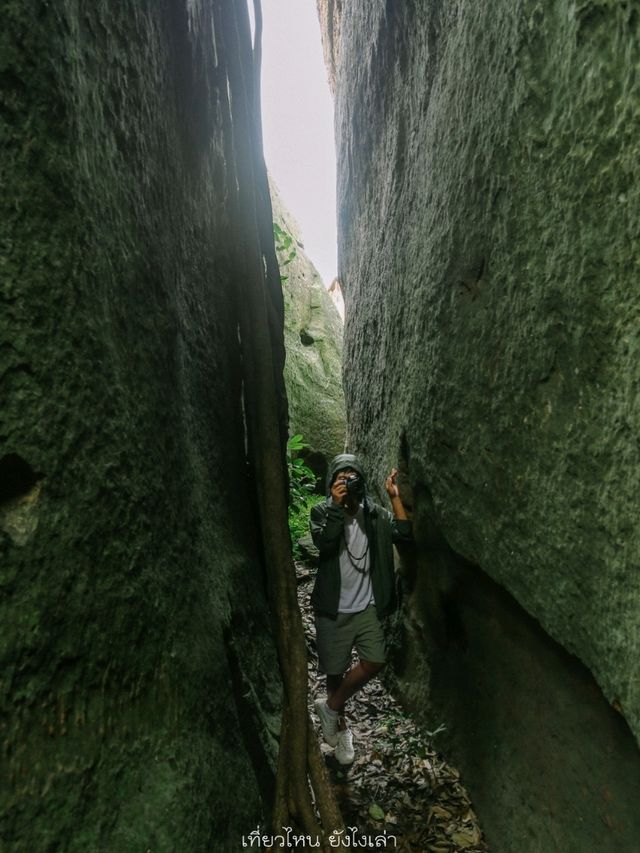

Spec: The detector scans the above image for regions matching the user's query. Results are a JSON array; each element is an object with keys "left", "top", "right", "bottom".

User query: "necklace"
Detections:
[{"left": 342, "top": 531, "right": 370, "bottom": 574}]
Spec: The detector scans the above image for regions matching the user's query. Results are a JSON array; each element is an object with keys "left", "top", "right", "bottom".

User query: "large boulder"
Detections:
[
  {"left": 1, "top": 2, "right": 282, "bottom": 849},
  {"left": 322, "top": 1, "right": 640, "bottom": 849},
  {"left": 270, "top": 179, "right": 346, "bottom": 473}
]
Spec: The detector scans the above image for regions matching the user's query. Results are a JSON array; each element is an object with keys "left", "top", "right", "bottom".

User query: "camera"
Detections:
[{"left": 345, "top": 473, "right": 365, "bottom": 500}]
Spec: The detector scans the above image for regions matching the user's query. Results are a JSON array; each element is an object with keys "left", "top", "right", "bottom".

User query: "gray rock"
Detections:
[
  {"left": 324, "top": 0, "right": 640, "bottom": 848},
  {"left": 1, "top": 2, "right": 281, "bottom": 848},
  {"left": 270, "top": 178, "right": 346, "bottom": 471},
  {"left": 315, "top": 0, "right": 342, "bottom": 94},
  {"left": 297, "top": 533, "right": 320, "bottom": 565}
]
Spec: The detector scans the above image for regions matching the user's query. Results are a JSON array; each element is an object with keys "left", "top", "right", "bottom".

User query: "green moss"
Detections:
[{"left": 270, "top": 181, "right": 346, "bottom": 463}]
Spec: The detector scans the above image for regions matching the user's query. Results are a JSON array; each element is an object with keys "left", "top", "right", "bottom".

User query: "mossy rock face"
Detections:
[
  {"left": 1, "top": 2, "right": 281, "bottom": 849},
  {"left": 325, "top": 0, "right": 640, "bottom": 848},
  {"left": 270, "top": 180, "right": 346, "bottom": 471}
]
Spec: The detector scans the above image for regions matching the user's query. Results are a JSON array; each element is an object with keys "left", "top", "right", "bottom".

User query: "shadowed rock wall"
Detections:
[
  {"left": 322, "top": 0, "right": 640, "bottom": 849},
  {"left": 1, "top": 2, "right": 283, "bottom": 849}
]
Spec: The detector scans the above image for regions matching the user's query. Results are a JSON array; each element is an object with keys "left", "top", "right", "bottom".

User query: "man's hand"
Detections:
[
  {"left": 331, "top": 476, "right": 348, "bottom": 506},
  {"left": 385, "top": 468, "right": 400, "bottom": 498},
  {"left": 386, "top": 467, "right": 408, "bottom": 520}
]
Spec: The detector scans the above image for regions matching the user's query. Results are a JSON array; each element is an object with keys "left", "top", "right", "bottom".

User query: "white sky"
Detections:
[{"left": 259, "top": 0, "right": 337, "bottom": 286}]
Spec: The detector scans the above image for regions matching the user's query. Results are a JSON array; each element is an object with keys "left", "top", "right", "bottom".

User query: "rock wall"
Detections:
[
  {"left": 315, "top": 0, "right": 342, "bottom": 94},
  {"left": 323, "top": 0, "right": 640, "bottom": 849},
  {"left": 1, "top": 2, "right": 283, "bottom": 849},
  {"left": 271, "top": 180, "right": 345, "bottom": 473}
]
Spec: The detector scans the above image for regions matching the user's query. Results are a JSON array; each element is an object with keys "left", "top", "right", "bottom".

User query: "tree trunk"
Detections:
[{"left": 216, "top": 1, "right": 344, "bottom": 847}]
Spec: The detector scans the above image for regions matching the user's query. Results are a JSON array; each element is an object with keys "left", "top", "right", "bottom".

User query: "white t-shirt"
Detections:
[{"left": 337, "top": 503, "right": 375, "bottom": 613}]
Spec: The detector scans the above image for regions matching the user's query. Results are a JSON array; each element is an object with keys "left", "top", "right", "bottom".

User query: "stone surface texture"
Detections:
[
  {"left": 271, "top": 180, "right": 346, "bottom": 467},
  {"left": 1, "top": 2, "right": 282, "bottom": 849},
  {"left": 326, "top": 1, "right": 640, "bottom": 849},
  {"left": 315, "top": 0, "right": 342, "bottom": 94}
]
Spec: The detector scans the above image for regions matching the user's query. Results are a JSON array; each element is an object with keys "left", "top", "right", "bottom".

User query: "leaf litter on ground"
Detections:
[{"left": 297, "top": 559, "right": 489, "bottom": 852}]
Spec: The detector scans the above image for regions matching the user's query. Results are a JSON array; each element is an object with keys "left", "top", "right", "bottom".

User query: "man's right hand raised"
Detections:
[{"left": 331, "top": 477, "right": 347, "bottom": 506}]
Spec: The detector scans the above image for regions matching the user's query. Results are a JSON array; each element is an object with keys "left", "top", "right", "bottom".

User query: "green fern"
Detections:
[{"left": 286, "top": 434, "right": 322, "bottom": 556}]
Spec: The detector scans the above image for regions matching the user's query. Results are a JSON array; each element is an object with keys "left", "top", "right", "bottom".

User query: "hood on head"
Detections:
[{"left": 325, "top": 453, "right": 366, "bottom": 496}]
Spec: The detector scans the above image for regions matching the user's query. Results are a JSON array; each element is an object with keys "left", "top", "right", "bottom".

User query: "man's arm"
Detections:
[
  {"left": 385, "top": 467, "right": 412, "bottom": 541},
  {"left": 310, "top": 474, "right": 349, "bottom": 550},
  {"left": 310, "top": 500, "right": 345, "bottom": 551},
  {"left": 389, "top": 494, "right": 408, "bottom": 521}
]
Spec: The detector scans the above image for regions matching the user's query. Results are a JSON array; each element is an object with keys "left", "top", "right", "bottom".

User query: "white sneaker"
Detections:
[
  {"left": 334, "top": 728, "right": 355, "bottom": 765},
  {"left": 314, "top": 698, "right": 339, "bottom": 747}
]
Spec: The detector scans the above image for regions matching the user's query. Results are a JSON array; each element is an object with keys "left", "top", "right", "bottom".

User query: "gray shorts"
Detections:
[{"left": 314, "top": 603, "right": 386, "bottom": 675}]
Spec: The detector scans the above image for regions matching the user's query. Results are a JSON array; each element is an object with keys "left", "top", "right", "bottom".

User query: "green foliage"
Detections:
[
  {"left": 288, "top": 493, "right": 323, "bottom": 557},
  {"left": 287, "top": 433, "right": 314, "bottom": 501},
  {"left": 273, "top": 222, "right": 297, "bottom": 283},
  {"left": 368, "top": 804, "right": 385, "bottom": 822},
  {"left": 286, "top": 434, "right": 322, "bottom": 555}
]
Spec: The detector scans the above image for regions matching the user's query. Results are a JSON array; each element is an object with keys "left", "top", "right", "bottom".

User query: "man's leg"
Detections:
[
  {"left": 326, "top": 673, "right": 343, "bottom": 704},
  {"left": 326, "top": 672, "right": 347, "bottom": 730},
  {"left": 326, "top": 605, "right": 386, "bottom": 712},
  {"left": 314, "top": 613, "right": 353, "bottom": 740},
  {"left": 326, "top": 659, "right": 384, "bottom": 712}
]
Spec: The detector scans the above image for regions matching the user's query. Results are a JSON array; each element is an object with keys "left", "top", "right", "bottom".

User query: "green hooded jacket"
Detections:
[{"left": 309, "top": 453, "right": 412, "bottom": 619}]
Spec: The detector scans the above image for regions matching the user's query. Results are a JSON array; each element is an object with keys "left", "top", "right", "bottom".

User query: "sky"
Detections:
[{"left": 259, "top": 0, "right": 337, "bottom": 286}]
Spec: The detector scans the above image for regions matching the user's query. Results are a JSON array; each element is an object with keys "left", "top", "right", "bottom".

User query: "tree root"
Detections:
[{"left": 217, "top": 0, "right": 346, "bottom": 846}]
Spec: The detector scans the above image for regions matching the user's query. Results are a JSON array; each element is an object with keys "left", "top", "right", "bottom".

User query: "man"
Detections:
[{"left": 309, "top": 453, "right": 411, "bottom": 765}]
